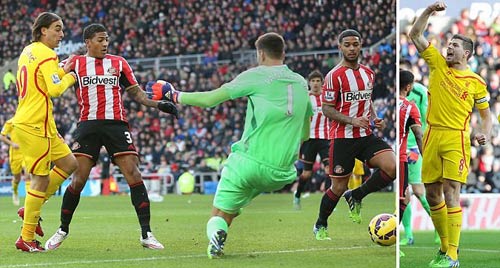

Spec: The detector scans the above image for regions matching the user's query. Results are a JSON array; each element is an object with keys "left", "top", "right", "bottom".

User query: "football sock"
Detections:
[
  {"left": 22, "top": 189, "right": 45, "bottom": 241},
  {"left": 25, "top": 180, "right": 31, "bottom": 193},
  {"left": 45, "top": 166, "right": 70, "bottom": 201},
  {"left": 206, "top": 216, "right": 228, "bottom": 240},
  {"left": 399, "top": 198, "right": 407, "bottom": 224},
  {"left": 402, "top": 202, "right": 413, "bottom": 239},
  {"left": 12, "top": 179, "right": 19, "bottom": 194},
  {"left": 295, "top": 174, "right": 308, "bottom": 198},
  {"left": 130, "top": 181, "right": 151, "bottom": 239},
  {"left": 447, "top": 206, "right": 462, "bottom": 260},
  {"left": 351, "top": 169, "right": 394, "bottom": 200},
  {"left": 418, "top": 194, "right": 431, "bottom": 215},
  {"left": 315, "top": 188, "right": 340, "bottom": 227},
  {"left": 430, "top": 201, "right": 448, "bottom": 253},
  {"left": 60, "top": 185, "right": 82, "bottom": 233}
]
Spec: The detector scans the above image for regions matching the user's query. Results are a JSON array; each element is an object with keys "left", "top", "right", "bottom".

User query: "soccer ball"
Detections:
[{"left": 368, "top": 213, "right": 396, "bottom": 246}]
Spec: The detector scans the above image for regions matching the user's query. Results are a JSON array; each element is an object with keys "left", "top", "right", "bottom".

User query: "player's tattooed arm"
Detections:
[
  {"left": 127, "top": 84, "right": 160, "bottom": 108},
  {"left": 322, "top": 103, "right": 370, "bottom": 129}
]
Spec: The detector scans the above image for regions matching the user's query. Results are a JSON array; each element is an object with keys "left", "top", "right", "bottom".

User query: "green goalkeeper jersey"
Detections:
[
  {"left": 407, "top": 82, "right": 428, "bottom": 148},
  {"left": 221, "top": 65, "right": 313, "bottom": 169}
]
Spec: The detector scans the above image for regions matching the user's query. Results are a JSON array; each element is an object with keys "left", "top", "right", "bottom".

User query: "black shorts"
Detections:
[
  {"left": 329, "top": 135, "right": 392, "bottom": 177},
  {"left": 71, "top": 120, "right": 138, "bottom": 163},
  {"left": 400, "top": 161, "right": 408, "bottom": 198},
  {"left": 300, "top": 139, "right": 330, "bottom": 170}
]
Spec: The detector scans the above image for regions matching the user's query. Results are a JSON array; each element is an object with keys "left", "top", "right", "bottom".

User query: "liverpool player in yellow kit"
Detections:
[
  {"left": 0, "top": 118, "right": 26, "bottom": 206},
  {"left": 13, "top": 12, "right": 78, "bottom": 252},
  {"left": 410, "top": 2, "right": 492, "bottom": 267}
]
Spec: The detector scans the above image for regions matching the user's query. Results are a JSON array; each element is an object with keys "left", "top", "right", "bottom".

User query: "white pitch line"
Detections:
[
  {"left": 409, "top": 246, "right": 500, "bottom": 254},
  {"left": 0, "top": 245, "right": 369, "bottom": 268}
]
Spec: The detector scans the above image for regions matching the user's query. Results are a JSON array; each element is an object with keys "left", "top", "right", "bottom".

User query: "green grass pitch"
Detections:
[
  {"left": 399, "top": 230, "right": 500, "bottom": 268},
  {"left": 0, "top": 192, "right": 396, "bottom": 268}
]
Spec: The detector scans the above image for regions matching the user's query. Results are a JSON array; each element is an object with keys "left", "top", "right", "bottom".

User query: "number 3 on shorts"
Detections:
[{"left": 124, "top": 131, "right": 133, "bottom": 144}]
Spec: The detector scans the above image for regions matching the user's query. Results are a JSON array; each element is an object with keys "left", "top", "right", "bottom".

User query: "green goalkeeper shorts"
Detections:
[
  {"left": 213, "top": 152, "right": 296, "bottom": 214},
  {"left": 408, "top": 152, "right": 423, "bottom": 184}
]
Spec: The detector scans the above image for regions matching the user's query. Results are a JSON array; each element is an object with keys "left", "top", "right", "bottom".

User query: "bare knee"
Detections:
[
  {"left": 301, "top": 170, "right": 312, "bottom": 180},
  {"left": 56, "top": 154, "right": 79, "bottom": 175},
  {"left": 331, "top": 177, "right": 349, "bottom": 196},
  {"left": 425, "top": 183, "right": 443, "bottom": 205},
  {"left": 443, "top": 180, "right": 461, "bottom": 207}
]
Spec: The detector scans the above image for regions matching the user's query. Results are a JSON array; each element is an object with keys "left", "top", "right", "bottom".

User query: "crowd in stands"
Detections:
[
  {"left": 0, "top": 0, "right": 396, "bottom": 192},
  {"left": 1, "top": 0, "right": 394, "bottom": 65},
  {"left": 400, "top": 9, "right": 500, "bottom": 193}
]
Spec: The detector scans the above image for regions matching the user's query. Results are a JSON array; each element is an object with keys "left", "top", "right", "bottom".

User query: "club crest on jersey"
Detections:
[
  {"left": 81, "top": 75, "right": 118, "bottom": 87},
  {"left": 71, "top": 142, "right": 81, "bottom": 151},
  {"left": 367, "top": 81, "right": 373, "bottom": 89},
  {"left": 107, "top": 67, "right": 117, "bottom": 75},
  {"left": 324, "top": 91, "right": 335, "bottom": 101},
  {"left": 343, "top": 90, "right": 372, "bottom": 102},
  {"left": 334, "top": 165, "right": 344, "bottom": 174},
  {"left": 51, "top": 73, "right": 61, "bottom": 84}
]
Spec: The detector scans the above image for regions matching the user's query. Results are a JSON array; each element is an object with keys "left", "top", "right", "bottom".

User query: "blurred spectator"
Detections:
[{"left": 3, "top": 69, "right": 15, "bottom": 90}]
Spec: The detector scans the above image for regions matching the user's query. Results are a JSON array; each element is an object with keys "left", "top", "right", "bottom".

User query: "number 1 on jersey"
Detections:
[{"left": 286, "top": 84, "right": 293, "bottom": 116}]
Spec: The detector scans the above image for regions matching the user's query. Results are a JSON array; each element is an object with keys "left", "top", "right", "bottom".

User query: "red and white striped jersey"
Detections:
[
  {"left": 64, "top": 54, "right": 138, "bottom": 122},
  {"left": 398, "top": 96, "right": 421, "bottom": 162},
  {"left": 321, "top": 64, "right": 375, "bottom": 139},
  {"left": 308, "top": 93, "right": 330, "bottom": 139}
]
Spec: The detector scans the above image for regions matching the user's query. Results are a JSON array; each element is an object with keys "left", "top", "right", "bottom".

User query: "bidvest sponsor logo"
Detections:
[
  {"left": 81, "top": 75, "right": 118, "bottom": 87},
  {"left": 343, "top": 90, "right": 372, "bottom": 102}
]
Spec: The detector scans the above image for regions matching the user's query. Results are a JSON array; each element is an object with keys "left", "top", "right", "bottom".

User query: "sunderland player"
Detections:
[
  {"left": 146, "top": 32, "right": 312, "bottom": 258},
  {"left": 312, "top": 29, "right": 396, "bottom": 240},
  {"left": 294, "top": 70, "right": 329, "bottom": 210},
  {"left": 398, "top": 70, "right": 423, "bottom": 226},
  {"left": 0, "top": 118, "right": 26, "bottom": 206},
  {"left": 410, "top": 2, "right": 492, "bottom": 267},
  {"left": 401, "top": 81, "right": 440, "bottom": 245},
  {"left": 45, "top": 23, "right": 177, "bottom": 250},
  {"left": 12, "top": 12, "right": 78, "bottom": 252}
]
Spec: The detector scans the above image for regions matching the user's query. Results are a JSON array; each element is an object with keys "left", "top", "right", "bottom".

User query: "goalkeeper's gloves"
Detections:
[
  {"left": 146, "top": 80, "right": 179, "bottom": 103},
  {"left": 407, "top": 147, "right": 420, "bottom": 164},
  {"left": 157, "top": 101, "right": 179, "bottom": 119}
]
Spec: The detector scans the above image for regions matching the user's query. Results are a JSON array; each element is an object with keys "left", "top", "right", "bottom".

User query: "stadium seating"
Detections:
[{"left": 0, "top": 0, "right": 396, "bottom": 193}]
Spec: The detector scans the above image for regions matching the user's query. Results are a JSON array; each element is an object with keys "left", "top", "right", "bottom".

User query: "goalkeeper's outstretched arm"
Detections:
[{"left": 178, "top": 87, "right": 232, "bottom": 108}]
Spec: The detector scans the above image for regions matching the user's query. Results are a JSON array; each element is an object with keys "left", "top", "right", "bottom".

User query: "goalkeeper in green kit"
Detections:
[
  {"left": 402, "top": 81, "right": 440, "bottom": 246},
  {"left": 146, "top": 32, "right": 313, "bottom": 259}
]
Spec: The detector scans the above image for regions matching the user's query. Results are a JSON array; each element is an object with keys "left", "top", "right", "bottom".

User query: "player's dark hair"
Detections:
[
  {"left": 399, "top": 70, "right": 414, "bottom": 90},
  {"left": 308, "top": 70, "right": 324, "bottom": 82},
  {"left": 83, "top": 23, "right": 107, "bottom": 41},
  {"left": 32, "top": 12, "right": 62, "bottom": 42},
  {"left": 255, "top": 32, "right": 285, "bottom": 60},
  {"left": 338, "top": 29, "right": 362, "bottom": 43},
  {"left": 451, "top": 34, "right": 474, "bottom": 60}
]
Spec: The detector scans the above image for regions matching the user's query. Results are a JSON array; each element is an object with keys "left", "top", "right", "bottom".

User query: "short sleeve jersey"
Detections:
[
  {"left": 67, "top": 54, "right": 138, "bottom": 122},
  {"left": 321, "top": 64, "right": 375, "bottom": 139},
  {"left": 308, "top": 93, "right": 330, "bottom": 139},
  {"left": 420, "top": 44, "right": 489, "bottom": 131},
  {"left": 220, "top": 65, "right": 313, "bottom": 169},
  {"left": 399, "top": 96, "right": 421, "bottom": 162}
]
